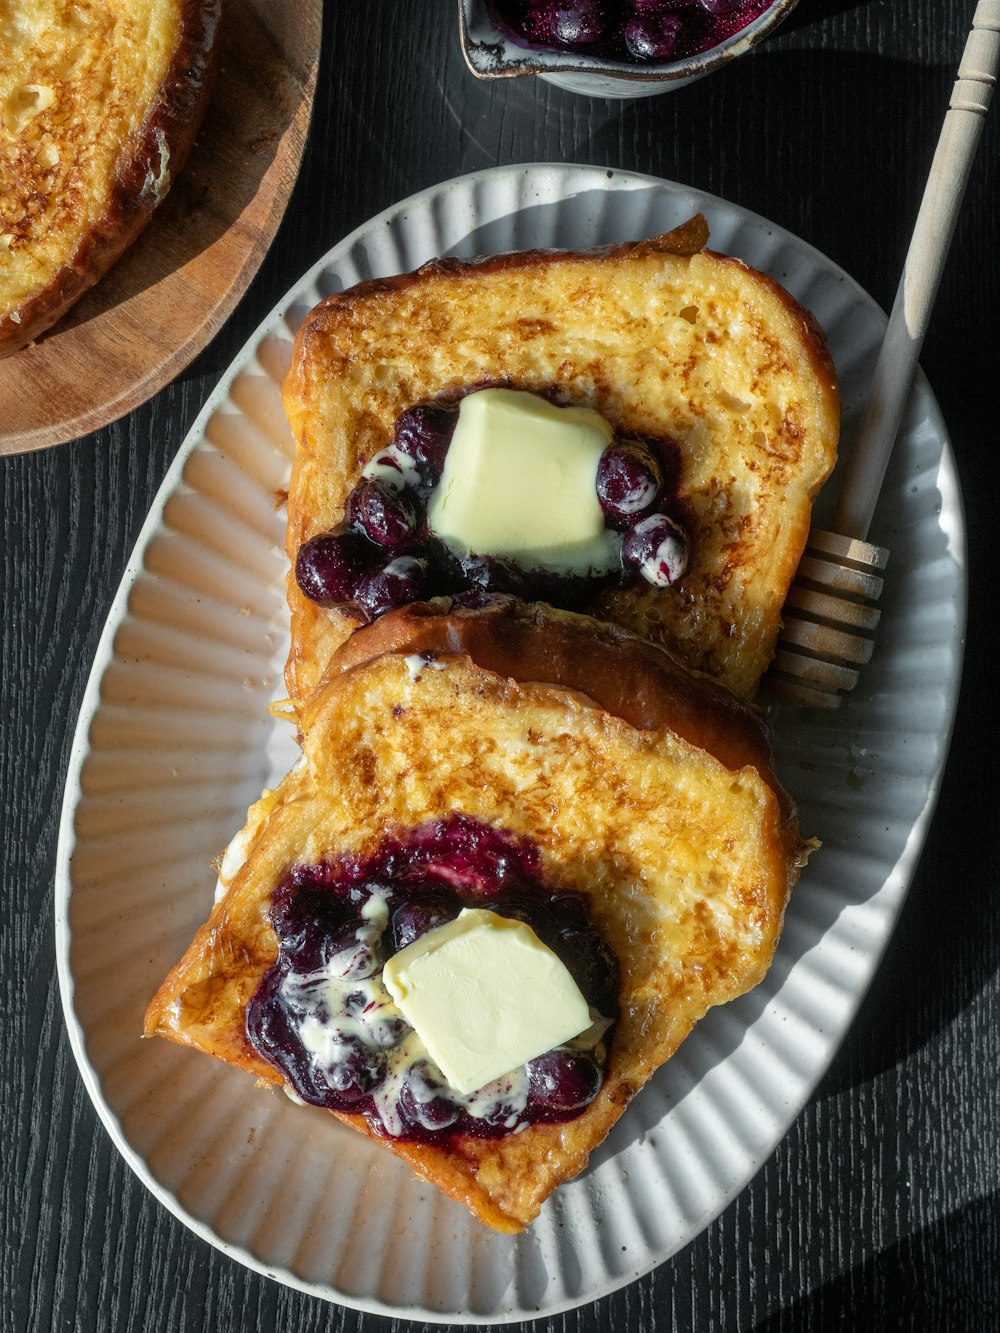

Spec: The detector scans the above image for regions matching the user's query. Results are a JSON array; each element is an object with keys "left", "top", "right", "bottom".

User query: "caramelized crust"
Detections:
[
  {"left": 0, "top": 0, "right": 220, "bottom": 355},
  {"left": 145, "top": 645, "right": 809, "bottom": 1233},
  {"left": 317, "top": 595, "right": 792, "bottom": 821},
  {"left": 282, "top": 218, "right": 839, "bottom": 705}
]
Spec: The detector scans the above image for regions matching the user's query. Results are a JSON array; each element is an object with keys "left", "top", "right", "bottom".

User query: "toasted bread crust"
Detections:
[
  {"left": 146, "top": 635, "right": 808, "bottom": 1232},
  {"left": 317, "top": 595, "right": 795, "bottom": 826},
  {"left": 0, "top": 0, "right": 221, "bottom": 356},
  {"left": 282, "top": 219, "right": 839, "bottom": 704}
]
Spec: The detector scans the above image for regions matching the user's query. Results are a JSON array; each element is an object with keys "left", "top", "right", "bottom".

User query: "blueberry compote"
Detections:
[
  {"left": 295, "top": 388, "right": 690, "bottom": 624},
  {"left": 246, "top": 814, "right": 617, "bottom": 1141},
  {"left": 486, "top": 0, "right": 775, "bottom": 64}
]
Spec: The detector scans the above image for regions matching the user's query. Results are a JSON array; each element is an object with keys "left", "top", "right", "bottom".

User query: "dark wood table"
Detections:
[{"left": 4, "top": 2, "right": 999, "bottom": 1328}]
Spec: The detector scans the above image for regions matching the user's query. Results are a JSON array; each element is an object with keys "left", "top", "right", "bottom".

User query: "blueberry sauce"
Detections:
[
  {"left": 294, "top": 389, "right": 691, "bottom": 622},
  {"left": 486, "top": 0, "right": 775, "bottom": 64},
  {"left": 246, "top": 814, "right": 617, "bottom": 1141}
]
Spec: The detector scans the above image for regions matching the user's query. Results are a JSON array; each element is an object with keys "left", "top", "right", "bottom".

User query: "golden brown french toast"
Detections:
[
  {"left": 0, "top": 0, "right": 220, "bottom": 356},
  {"left": 282, "top": 217, "right": 839, "bottom": 707},
  {"left": 145, "top": 609, "right": 809, "bottom": 1233}
]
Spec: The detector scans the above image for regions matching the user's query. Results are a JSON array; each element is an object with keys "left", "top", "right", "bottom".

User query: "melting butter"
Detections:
[
  {"left": 382, "top": 907, "right": 591, "bottom": 1096},
  {"left": 426, "top": 388, "right": 619, "bottom": 576}
]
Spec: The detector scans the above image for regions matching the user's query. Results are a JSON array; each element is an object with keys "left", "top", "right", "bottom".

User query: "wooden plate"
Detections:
[{"left": 0, "top": 0, "right": 321, "bottom": 457}]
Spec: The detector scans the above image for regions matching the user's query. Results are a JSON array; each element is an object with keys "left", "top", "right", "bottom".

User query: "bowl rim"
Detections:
[{"left": 458, "top": 0, "right": 799, "bottom": 84}]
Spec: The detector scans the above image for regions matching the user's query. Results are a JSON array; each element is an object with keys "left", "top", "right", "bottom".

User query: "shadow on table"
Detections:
[
  {"left": 818, "top": 674, "right": 1000, "bottom": 1096},
  {"left": 750, "top": 1190, "right": 1000, "bottom": 1332},
  {"left": 174, "top": 40, "right": 972, "bottom": 398},
  {"left": 779, "top": 0, "right": 881, "bottom": 34},
  {"left": 563, "top": 47, "right": 956, "bottom": 306},
  {"left": 818, "top": 307, "right": 1000, "bottom": 1086}
]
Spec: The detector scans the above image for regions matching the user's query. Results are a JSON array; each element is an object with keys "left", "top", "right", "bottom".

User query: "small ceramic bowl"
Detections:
[{"left": 458, "top": 0, "right": 798, "bottom": 99}]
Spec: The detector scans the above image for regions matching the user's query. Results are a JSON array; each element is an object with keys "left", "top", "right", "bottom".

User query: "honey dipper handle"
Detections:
[{"left": 834, "top": 0, "right": 1000, "bottom": 540}]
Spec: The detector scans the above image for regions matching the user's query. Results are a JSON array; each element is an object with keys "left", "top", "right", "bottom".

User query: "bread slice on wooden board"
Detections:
[
  {"left": 0, "top": 0, "right": 221, "bottom": 356},
  {"left": 145, "top": 613, "right": 809, "bottom": 1233},
  {"left": 281, "top": 217, "right": 840, "bottom": 707}
]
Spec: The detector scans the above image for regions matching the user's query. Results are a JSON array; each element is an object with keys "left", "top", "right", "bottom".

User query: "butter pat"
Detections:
[
  {"left": 382, "top": 907, "right": 591, "bottom": 1095},
  {"left": 426, "top": 388, "right": 619, "bottom": 576}
]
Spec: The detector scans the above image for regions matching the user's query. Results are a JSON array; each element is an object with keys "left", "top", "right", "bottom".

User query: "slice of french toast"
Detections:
[
  {"left": 0, "top": 0, "right": 220, "bottom": 356},
  {"left": 282, "top": 217, "right": 839, "bottom": 707},
  {"left": 145, "top": 606, "right": 809, "bottom": 1233}
]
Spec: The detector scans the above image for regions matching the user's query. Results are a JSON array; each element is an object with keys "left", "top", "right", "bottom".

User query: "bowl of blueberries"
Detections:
[{"left": 459, "top": 0, "right": 798, "bottom": 97}]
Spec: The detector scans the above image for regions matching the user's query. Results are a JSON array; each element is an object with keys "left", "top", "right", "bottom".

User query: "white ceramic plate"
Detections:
[{"left": 55, "top": 164, "right": 965, "bottom": 1322}]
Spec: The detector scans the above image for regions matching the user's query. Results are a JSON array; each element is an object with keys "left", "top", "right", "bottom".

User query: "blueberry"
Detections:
[
  {"left": 455, "top": 552, "right": 532, "bottom": 598},
  {"left": 547, "top": 890, "right": 591, "bottom": 933},
  {"left": 596, "top": 442, "right": 663, "bottom": 526},
  {"left": 491, "top": 889, "right": 557, "bottom": 944},
  {"left": 552, "top": 2, "right": 607, "bottom": 45},
  {"left": 622, "top": 512, "right": 690, "bottom": 587},
  {"left": 368, "top": 1013, "right": 408, "bottom": 1048},
  {"left": 489, "top": 892, "right": 535, "bottom": 926},
  {"left": 269, "top": 880, "right": 351, "bottom": 965},
  {"left": 323, "top": 1036, "right": 386, "bottom": 1102},
  {"left": 325, "top": 933, "right": 381, "bottom": 981},
  {"left": 624, "top": 14, "right": 683, "bottom": 60},
  {"left": 527, "top": 1049, "right": 602, "bottom": 1113},
  {"left": 364, "top": 447, "right": 413, "bottom": 491},
  {"left": 524, "top": 1, "right": 607, "bottom": 45},
  {"left": 393, "top": 403, "right": 457, "bottom": 481},
  {"left": 467, "top": 1094, "right": 522, "bottom": 1132},
  {"left": 294, "top": 529, "right": 373, "bottom": 606},
  {"left": 398, "top": 1061, "right": 460, "bottom": 1130},
  {"left": 345, "top": 478, "right": 419, "bottom": 549},
  {"left": 560, "top": 928, "right": 618, "bottom": 1014},
  {"left": 272, "top": 874, "right": 382, "bottom": 976},
  {"left": 390, "top": 893, "right": 460, "bottom": 951},
  {"left": 355, "top": 553, "right": 432, "bottom": 618},
  {"left": 345, "top": 989, "right": 406, "bottom": 1046}
]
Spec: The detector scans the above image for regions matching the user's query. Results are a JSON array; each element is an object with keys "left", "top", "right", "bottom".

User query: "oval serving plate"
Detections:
[
  {"left": 0, "top": 0, "right": 321, "bottom": 457},
  {"left": 55, "top": 163, "right": 965, "bottom": 1322}
]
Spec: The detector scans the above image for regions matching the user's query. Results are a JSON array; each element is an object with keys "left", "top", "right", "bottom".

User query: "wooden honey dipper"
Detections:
[{"left": 769, "top": 0, "right": 1000, "bottom": 708}]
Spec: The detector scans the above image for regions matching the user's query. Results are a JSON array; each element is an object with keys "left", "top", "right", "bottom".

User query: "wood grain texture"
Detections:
[
  {"left": 0, "top": 0, "right": 321, "bottom": 456},
  {"left": 2, "top": 0, "right": 999, "bottom": 1329}
]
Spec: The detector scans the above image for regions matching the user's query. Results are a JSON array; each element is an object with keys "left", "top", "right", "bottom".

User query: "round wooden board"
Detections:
[{"left": 0, "top": 0, "right": 321, "bottom": 456}]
